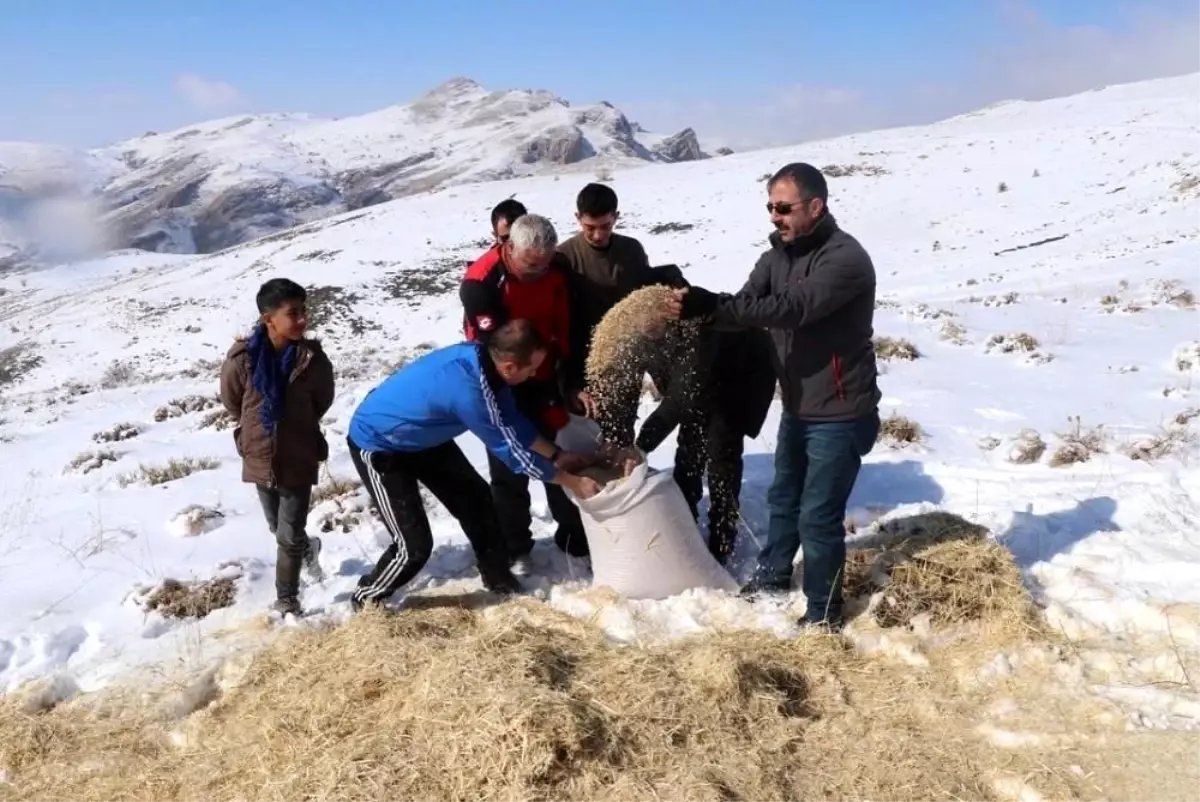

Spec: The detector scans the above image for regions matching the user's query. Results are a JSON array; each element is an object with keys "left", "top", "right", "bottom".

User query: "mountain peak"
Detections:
[{"left": 422, "top": 77, "right": 485, "bottom": 99}]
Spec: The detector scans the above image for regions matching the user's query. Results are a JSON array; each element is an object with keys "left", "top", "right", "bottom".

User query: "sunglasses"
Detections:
[{"left": 766, "top": 200, "right": 811, "bottom": 215}]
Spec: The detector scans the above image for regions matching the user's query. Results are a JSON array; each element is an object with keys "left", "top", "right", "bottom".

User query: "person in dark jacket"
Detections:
[
  {"left": 667, "top": 162, "right": 882, "bottom": 629},
  {"left": 346, "top": 320, "right": 602, "bottom": 611},
  {"left": 460, "top": 212, "right": 589, "bottom": 562},
  {"left": 219, "top": 278, "right": 336, "bottom": 617},
  {"left": 635, "top": 323, "right": 776, "bottom": 565}
]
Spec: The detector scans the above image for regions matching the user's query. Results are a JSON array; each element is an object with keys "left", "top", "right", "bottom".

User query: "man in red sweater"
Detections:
[{"left": 460, "top": 212, "right": 589, "bottom": 565}]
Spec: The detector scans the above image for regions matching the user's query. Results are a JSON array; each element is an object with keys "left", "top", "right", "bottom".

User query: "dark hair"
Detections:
[
  {"left": 576, "top": 182, "right": 618, "bottom": 217},
  {"left": 256, "top": 278, "right": 306, "bottom": 314},
  {"left": 490, "top": 199, "right": 527, "bottom": 231},
  {"left": 767, "top": 162, "right": 828, "bottom": 202},
  {"left": 487, "top": 319, "right": 545, "bottom": 366}
]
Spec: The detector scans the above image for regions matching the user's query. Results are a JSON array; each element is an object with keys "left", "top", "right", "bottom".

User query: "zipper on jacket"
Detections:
[{"left": 832, "top": 353, "right": 846, "bottom": 401}]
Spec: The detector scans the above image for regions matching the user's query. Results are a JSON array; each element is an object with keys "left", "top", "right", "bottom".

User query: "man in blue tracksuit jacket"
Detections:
[{"left": 346, "top": 319, "right": 602, "bottom": 610}]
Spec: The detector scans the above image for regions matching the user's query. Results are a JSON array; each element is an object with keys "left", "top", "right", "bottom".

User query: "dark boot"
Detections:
[{"left": 478, "top": 553, "right": 523, "bottom": 595}]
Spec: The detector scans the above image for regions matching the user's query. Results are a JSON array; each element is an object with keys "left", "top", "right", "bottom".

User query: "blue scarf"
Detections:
[{"left": 247, "top": 324, "right": 298, "bottom": 436}]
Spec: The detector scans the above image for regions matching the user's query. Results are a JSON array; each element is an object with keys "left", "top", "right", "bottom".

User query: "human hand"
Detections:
[
  {"left": 573, "top": 390, "right": 600, "bottom": 418},
  {"left": 664, "top": 288, "right": 685, "bottom": 320},
  {"left": 554, "top": 450, "right": 599, "bottom": 474},
  {"left": 566, "top": 474, "right": 603, "bottom": 500},
  {"left": 678, "top": 286, "right": 719, "bottom": 320}
]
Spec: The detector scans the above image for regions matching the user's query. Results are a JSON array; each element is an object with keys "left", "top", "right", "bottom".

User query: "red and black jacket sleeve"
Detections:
[{"left": 460, "top": 247, "right": 507, "bottom": 343}]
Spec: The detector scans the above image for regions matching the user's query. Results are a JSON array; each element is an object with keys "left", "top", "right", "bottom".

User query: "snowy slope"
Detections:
[
  {"left": 0, "top": 78, "right": 712, "bottom": 262},
  {"left": 0, "top": 73, "right": 1199, "bottom": 728}
]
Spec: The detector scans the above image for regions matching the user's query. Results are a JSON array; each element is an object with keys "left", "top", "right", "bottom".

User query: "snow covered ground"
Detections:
[{"left": 1, "top": 73, "right": 1199, "bottom": 731}]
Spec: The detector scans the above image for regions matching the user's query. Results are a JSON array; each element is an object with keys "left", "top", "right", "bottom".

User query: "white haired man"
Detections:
[{"left": 459, "top": 213, "right": 589, "bottom": 567}]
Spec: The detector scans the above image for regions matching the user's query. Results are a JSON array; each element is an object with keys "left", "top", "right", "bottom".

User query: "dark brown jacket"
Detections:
[
  {"left": 712, "top": 212, "right": 880, "bottom": 421},
  {"left": 557, "top": 231, "right": 681, "bottom": 390},
  {"left": 219, "top": 337, "right": 336, "bottom": 487}
]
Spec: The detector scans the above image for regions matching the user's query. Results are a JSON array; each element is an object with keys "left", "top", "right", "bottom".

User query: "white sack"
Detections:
[{"left": 556, "top": 416, "right": 739, "bottom": 600}]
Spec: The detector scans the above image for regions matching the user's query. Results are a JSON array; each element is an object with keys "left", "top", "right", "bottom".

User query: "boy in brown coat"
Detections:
[{"left": 220, "top": 278, "right": 336, "bottom": 616}]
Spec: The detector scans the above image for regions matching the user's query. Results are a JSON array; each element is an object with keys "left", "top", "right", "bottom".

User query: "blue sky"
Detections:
[{"left": 1, "top": 0, "right": 1196, "bottom": 148}]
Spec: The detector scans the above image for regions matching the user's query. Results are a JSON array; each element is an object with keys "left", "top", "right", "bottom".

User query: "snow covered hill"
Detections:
[
  {"left": 0, "top": 71, "right": 1199, "bottom": 743},
  {"left": 0, "top": 77, "right": 714, "bottom": 263}
]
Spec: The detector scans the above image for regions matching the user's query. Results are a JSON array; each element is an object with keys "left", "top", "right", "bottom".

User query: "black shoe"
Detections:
[
  {"left": 273, "top": 597, "right": 303, "bottom": 616},
  {"left": 739, "top": 578, "right": 791, "bottom": 600},
  {"left": 478, "top": 556, "right": 523, "bottom": 595}
]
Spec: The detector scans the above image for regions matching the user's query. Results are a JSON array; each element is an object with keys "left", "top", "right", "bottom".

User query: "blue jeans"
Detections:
[{"left": 756, "top": 410, "right": 880, "bottom": 623}]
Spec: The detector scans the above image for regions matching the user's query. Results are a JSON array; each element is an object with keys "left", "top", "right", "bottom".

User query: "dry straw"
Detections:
[{"left": 3, "top": 515, "right": 1187, "bottom": 801}]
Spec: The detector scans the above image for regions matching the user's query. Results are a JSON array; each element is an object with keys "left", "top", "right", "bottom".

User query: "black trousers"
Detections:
[
  {"left": 489, "top": 382, "right": 588, "bottom": 558},
  {"left": 638, "top": 394, "right": 746, "bottom": 564},
  {"left": 347, "top": 436, "right": 506, "bottom": 605},
  {"left": 255, "top": 484, "right": 313, "bottom": 601}
]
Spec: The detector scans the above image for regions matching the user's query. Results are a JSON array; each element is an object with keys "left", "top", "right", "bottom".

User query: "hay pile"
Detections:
[
  {"left": 1, "top": 598, "right": 1086, "bottom": 802},
  {"left": 843, "top": 512, "right": 1039, "bottom": 633},
  {"left": 141, "top": 577, "right": 238, "bottom": 620},
  {"left": 584, "top": 285, "right": 697, "bottom": 442}
]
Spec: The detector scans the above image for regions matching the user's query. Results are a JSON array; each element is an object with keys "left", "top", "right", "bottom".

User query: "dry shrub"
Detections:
[
  {"left": 141, "top": 577, "right": 237, "bottom": 620},
  {"left": 843, "top": 511, "right": 1037, "bottom": 632},
  {"left": 64, "top": 450, "right": 121, "bottom": 475},
  {"left": 311, "top": 475, "right": 363, "bottom": 505},
  {"left": 0, "top": 598, "right": 1100, "bottom": 802},
  {"left": 92, "top": 422, "right": 140, "bottom": 443},
  {"left": 1122, "top": 411, "right": 1198, "bottom": 462},
  {"left": 312, "top": 475, "right": 368, "bottom": 533},
  {"left": 878, "top": 413, "right": 923, "bottom": 446},
  {"left": 873, "top": 336, "right": 920, "bottom": 361},
  {"left": 119, "top": 457, "right": 220, "bottom": 487},
  {"left": 1047, "top": 417, "right": 1106, "bottom": 467},
  {"left": 986, "top": 332, "right": 1040, "bottom": 354},
  {"left": 155, "top": 394, "right": 221, "bottom": 422},
  {"left": 99, "top": 359, "right": 140, "bottom": 389},
  {"left": 940, "top": 319, "right": 969, "bottom": 345},
  {"left": 196, "top": 408, "right": 235, "bottom": 431}
]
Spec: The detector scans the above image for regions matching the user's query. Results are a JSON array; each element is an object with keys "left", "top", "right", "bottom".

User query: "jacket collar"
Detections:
[
  {"left": 769, "top": 210, "right": 837, "bottom": 257},
  {"left": 476, "top": 342, "right": 506, "bottom": 392}
]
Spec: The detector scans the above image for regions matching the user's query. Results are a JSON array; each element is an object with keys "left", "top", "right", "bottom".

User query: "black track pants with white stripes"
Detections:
[{"left": 347, "top": 435, "right": 506, "bottom": 605}]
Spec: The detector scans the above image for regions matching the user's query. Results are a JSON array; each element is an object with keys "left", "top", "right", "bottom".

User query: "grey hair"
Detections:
[{"left": 508, "top": 213, "right": 558, "bottom": 253}]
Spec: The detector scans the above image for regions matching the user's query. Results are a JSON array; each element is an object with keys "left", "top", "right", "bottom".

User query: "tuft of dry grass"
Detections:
[
  {"left": 1047, "top": 416, "right": 1106, "bottom": 467},
  {"left": 873, "top": 336, "right": 921, "bottom": 361},
  {"left": 141, "top": 576, "right": 238, "bottom": 620},
  {"left": 312, "top": 475, "right": 368, "bottom": 533},
  {"left": 99, "top": 359, "right": 140, "bottom": 389},
  {"left": 986, "top": 332, "right": 1040, "bottom": 353},
  {"left": 1122, "top": 410, "right": 1198, "bottom": 462},
  {"left": 92, "top": 422, "right": 140, "bottom": 443},
  {"left": 119, "top": 457, "right": 220, "bottom": 487},
  {"left": 877, "top": 413, "right": 924, "bottom": 446},
  {"left": 311, "top": 475, "right": 363, "bottom": 505},
  {"left": 154, "top": 395, "right": 221, "bottom": 422},
  {"left": 0, "top": 594, "right": 1090, "bottom": 802},
  {"left": 940, "top": 319, "right": 969, "bottom": 345}
]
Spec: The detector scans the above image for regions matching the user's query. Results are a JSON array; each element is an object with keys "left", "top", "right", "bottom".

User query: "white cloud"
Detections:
[
  {"left": 173, "top": 73, "right": 247, "bottom": 112},
  {"left": 626, "top": 2, "right": 1199, "bottom": 151}
]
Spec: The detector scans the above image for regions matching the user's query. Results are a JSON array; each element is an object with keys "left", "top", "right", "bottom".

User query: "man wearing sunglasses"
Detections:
[
  {"left": 664, "top": 162, "right": 881, "bottom": 631},
  {"left": 461, "top": 213, "right": 589, "bottom": 568}
]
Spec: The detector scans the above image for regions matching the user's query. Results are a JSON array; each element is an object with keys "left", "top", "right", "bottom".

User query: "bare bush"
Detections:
[
  {"left": 873, "top": 337, "right": 920, "bottom": 361},
  {"left": 196, "top": 409, "right": 236, "bottom": 431},
  {"left": 1047, "top": 417, "right": 1106, "bottom": 467},
  {"left": 100, "top": 359, "right": 140, "bottom": 389},
  {"left": 93, "top": 422, "right": 141, "bottom": 443},
  {"left": 878, "top": 414, "right": 924, "bottom": 447},
  {"left": 939, "top": 320, "right": 969, "bottom": 345},
  {"left": 822, "top": 163, "right": 889, "bottom": 177},
  {"left": 1122, "top": 411, "right": 1198, "bottom": 462},
  {"left": 119, "top": 457, "right": 221, "bottom": 487},
  {"left": 648, "top": 222, "right": 695, "bottom": 235},
  {"left": 65, "top": 450, "right": 121, "bottom": 475},
  {"left": 155, "top": 395, "right": 221, "bottom": 422},
  {"left": 997, "top": 182, "right": 1009, "bottom": 193},
  {"left": 0, "top": 341, "right": 43, "bottom": 387}
]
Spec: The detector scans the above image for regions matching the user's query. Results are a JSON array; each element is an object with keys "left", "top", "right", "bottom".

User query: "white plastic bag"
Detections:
[{"left": 556, "top": 416, "right": 739, "bottom": 600}]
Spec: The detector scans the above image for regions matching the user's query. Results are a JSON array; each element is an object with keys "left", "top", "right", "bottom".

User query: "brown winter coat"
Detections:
[{"left": 219, "top": 337, "right": 335, "bottom": 488}]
